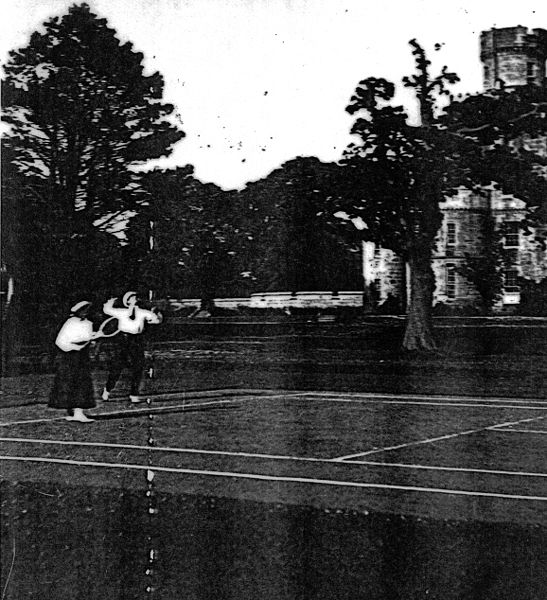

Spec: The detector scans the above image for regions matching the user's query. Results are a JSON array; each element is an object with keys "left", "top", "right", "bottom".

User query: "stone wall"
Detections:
[
  {"left": 366, "top": 187, "right": 547, "bottom": 310},
  {"left": 169, "top": 292, "right": 365, "bottom": 311},
  {"left": 480, "top": 26, "right": 547, "bottom": 89}
]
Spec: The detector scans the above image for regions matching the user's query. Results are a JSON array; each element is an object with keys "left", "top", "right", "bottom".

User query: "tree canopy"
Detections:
[
  {"left": 2, "top": 3, "right": 184, "bottom": 227},
  {"left": 1, "top": 3, "right": 184, "bottom": 327},
  {"left": 125, "top": 167, "right": 254, "bottom": 306},
  {"left": 240, "top": 157, "right": 362, "bottom": 293}
]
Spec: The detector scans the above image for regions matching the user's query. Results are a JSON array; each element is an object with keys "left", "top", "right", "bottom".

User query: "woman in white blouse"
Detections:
[
  {"left": 48, "top": 301, "right": 98, "bottom": 422},
  {"left": 101, "top": 291, "right": 162, "bottom": 403}
]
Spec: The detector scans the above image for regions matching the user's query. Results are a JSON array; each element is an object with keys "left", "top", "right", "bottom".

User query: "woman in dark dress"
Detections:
[{"left": 49, "top": 301, "right": 97, "bottom": 422}]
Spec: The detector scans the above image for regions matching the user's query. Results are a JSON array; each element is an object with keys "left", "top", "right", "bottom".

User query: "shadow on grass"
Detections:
[{"left": 1, "top": 481, "right": 545, "bottom": 600}]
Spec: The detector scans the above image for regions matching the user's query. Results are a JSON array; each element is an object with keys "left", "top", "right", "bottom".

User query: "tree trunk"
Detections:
[
  {"left": 362, "top": 282, "right": 377, "bottom": 314},
  {"left": 402, "top": 250, "right": 436, "bottom": 351},
  {"left": 1, "top": 287, "right": 21, "bottom": 376},
  {"left": 199, "top": 297, "right": 215, "bottom": 313}
]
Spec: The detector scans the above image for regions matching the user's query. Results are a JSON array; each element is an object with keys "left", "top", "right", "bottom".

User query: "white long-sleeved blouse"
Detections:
[{"left": 55, "top": 317, "right": 94, "bottom": 352}]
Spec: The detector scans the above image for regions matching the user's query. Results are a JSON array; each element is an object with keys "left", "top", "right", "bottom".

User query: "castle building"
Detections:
[{"left": 365, "top": 26, "right": 547, "bottom": 312}]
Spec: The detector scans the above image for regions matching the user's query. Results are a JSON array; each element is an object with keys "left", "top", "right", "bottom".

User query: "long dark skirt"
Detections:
[{"left": 49, "top": 349, "right": 95, "bottom": 410}]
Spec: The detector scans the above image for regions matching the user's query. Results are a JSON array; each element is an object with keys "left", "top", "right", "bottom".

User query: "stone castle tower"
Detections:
[{"left": 480, "top": 26, "right": 547, "bottom": 90}]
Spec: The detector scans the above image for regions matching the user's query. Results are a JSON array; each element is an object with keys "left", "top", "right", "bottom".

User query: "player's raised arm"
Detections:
[
  {"left": 146, "top": 306, "right": 163, "bottom": 325},
  {"left": 103, "top": 297, "right": 122, "bottom": 316}
]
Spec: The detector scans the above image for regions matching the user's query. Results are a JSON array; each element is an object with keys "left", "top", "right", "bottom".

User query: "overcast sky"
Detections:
[{"left": 2, "top": 0, "right": 547, "bottom": 189}]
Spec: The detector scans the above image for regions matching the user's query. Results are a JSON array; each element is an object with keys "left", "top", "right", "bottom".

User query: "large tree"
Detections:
[
  {"left": 339, "top": 40, "right": 547, "bottom": 350},
  {"left": 126, "top": 167, "right": 254, "bottom": 310},
  {"left": 457, "top": 213, "right": 508, "bottom": 315},
  {"left": 1, "top": 3, "right": 184, "bottom": 321},
  {"left": 241, "top": 157, "right": 362, "bottom": 293}
]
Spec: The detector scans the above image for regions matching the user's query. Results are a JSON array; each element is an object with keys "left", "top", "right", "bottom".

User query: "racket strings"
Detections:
[{"left": 96, "top": 317, "right": 120, "bottom": 338}]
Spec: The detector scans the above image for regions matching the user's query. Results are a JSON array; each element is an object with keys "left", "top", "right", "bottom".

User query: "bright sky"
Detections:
[{"left": 2, "top": 0, "right": 547, "bottom": 189}]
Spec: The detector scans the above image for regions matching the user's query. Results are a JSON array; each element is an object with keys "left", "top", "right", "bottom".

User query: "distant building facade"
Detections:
[{"left": 366, "top": 26, "right": 547, "bottom": 312}]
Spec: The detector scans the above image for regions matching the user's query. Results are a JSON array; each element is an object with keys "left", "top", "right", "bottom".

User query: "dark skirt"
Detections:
[{"left": 49, "top": 349, "right": 96, "bottom": 410}]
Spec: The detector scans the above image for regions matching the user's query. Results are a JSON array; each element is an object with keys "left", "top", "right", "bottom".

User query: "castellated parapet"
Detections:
[{"left": 480, "top": 26, "right": 547, "bottom": 90}]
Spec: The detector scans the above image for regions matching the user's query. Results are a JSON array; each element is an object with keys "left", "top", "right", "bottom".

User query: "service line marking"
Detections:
[
  {"left": 296, "top": 395, "right": 547, "bottom": 411},
  {"left": 0, "top": 436, "right": 546, "bottom": 479},
  {"left": 491, "top": 429, "right": 547, "bottom": 435},
  {"left": 296, "top": 391, "right": 547, "bottom": 405},
  {"left": 0, "top": 393, "right": 309, "bottom": 428},
  {"left": 333, "top": 415, "right": 546, "bottom": 461},
  {"left": 1, "top": 454, "right": 546, "bottom": 502},
  {"left": 0, "top": 399, "right": 241, "bottom": 427},
  {"left": 0, "top": 416, "right": 68, "bottom": 427}
]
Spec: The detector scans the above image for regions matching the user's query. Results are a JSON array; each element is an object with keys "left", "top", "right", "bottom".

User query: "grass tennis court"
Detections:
[
  {"left": 2, "top": 322, "right": 546, "bottom": 599},
  {"left": 1, "top": 386, "right": 546, "bottom": 599}
]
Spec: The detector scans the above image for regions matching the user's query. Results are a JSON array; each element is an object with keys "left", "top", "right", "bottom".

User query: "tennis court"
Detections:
[{"left": 1, "top": 387, "right": 546, "bottom": 599}]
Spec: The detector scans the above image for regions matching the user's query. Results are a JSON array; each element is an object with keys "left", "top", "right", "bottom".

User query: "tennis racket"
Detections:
[{"left": 94, "top": 316, "right": 121, "bottom": 339}]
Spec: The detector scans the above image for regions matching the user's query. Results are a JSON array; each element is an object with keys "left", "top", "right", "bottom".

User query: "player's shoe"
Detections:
[
  {"left": 129, "top": 395, "right": 141, "bottom": 404},
  {"left": 101, "top": 388, "right": 110, "bottom": 401},
  {"left": 66, "top": 415, "right": 95, "bottom": 423},
  {"left": 66, "top": 408, "right": 94, "bottom": 422}
]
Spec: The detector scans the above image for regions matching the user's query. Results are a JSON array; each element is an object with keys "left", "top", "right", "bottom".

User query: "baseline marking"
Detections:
[
  {"left": 1, "top": 454, "right": 546, "bottom": 502},
  {"left": 333, "top": 415, "right": 545, "bottom": 461},
  {"left": 0, "top": 436, "right": 545, "bottom": 478}
]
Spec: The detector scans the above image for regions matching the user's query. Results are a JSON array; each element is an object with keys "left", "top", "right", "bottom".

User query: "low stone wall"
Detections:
[
  {"left": 169, "top": 292, "right": 364, "bottom": 311},
  {"left": 249, "top": 291, "right": 363, "bottom": 309},
  {"left": 168, "top": 298, "right": 250, "bottom": 310}
]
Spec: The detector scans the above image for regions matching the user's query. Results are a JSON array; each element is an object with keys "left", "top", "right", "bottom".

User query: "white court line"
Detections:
[
  {"left": 0, "top": 417, "right": 68, "bottom": 427},
  {"left": 297, "top": 391, "right": 547, "bottom": 405},
  {"left": 491, "top": 429, "right": 547, "bottom": 435},
  {"left": 1, "top": 436, "right": 546, "bottom": 478},
  {"left": 296, "top": 395, "right": 547, "bottom": 411},
  {"left": 0, "top": 392, "right": 310, "bottom": 428},
  {"left": 1, "top": 454, "right": 546, "bottom": 502},
  {"left": 333, "top": 415, "right": 546, "bottom": 461},
  {"left": 0, "top": 399, "right": 240, "bottom": 427}
]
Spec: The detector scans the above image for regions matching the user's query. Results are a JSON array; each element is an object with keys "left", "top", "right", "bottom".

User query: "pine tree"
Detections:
[{"left": 1, "top": 3, "right": 184, "bottom": 330}]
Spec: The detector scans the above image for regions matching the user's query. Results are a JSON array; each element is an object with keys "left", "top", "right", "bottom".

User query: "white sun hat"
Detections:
[
  {"left": 70, "top": 300, "right": 91, "bottom": 314},
  {"left": 122, "top": 291, "right": 137, "bottom": 306}
]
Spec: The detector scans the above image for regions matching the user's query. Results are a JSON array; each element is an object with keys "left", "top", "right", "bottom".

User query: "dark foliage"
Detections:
[
  {"left": 1, "top": 3, "right": 184, "bottom": 333},
  {"left": 517, "top": 277, "right": 547, "bottom": 316},
  {"left": 240, "top": 157, "right": 362, "bottom": 293},
  {"left": 125, "top": 167, "right": 254, "bottom": 302}
]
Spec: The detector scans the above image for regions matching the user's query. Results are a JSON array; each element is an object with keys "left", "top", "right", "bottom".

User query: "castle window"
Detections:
[
  {"left": 527, "top": 62, "right": 535, "bottom": 83},
  {"left": 504, "top": 221, "right": 520, "bottom": 247},
  {"left": 505, "top": 249, "right": 519, "bottom": 266},
  {"left": 446, "top": 222, "right": 456, "bottom": 256},
  {"left": 446, "top": 263, "right": 456, "bottom": 299},
  {"left": 447, "top": 222, "right": 457, "bottom": 245},
  {"left": 504, "top": 268, "right": 520, "bottom": 293}
]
